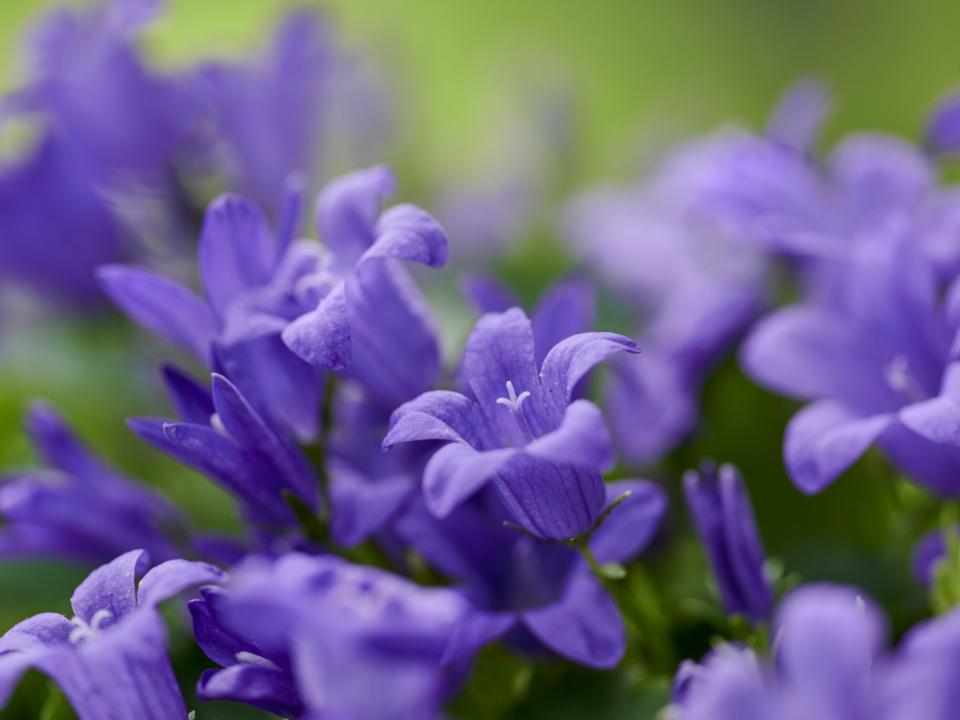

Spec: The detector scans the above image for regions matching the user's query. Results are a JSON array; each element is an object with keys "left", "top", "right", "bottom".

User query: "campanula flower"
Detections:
[
  {"left": 743, "top": 230, "right": 960, "bottom": 494},
  {"left": 384, "top": 307, "right": 639, "bottom": 540},
  {"left": 198, "top": 553, "right": 466, "bottom": 720},
  {"left": 670, "top": 584, "right": 886, "bottom": 720},
  {"left": 0, "top": 403, "right": 183, "bottom": 565},
  {"left": 684, "top": 462, "right": 772, "bottom": 621},
  {"left": 398, "top": 479, "right": 666, "bottom": 668},
  {"left": 0, "top": 549, "right": 225, "bottom": 719}
]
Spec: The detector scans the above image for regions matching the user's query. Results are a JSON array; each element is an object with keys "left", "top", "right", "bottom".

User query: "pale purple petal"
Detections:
[
  {"left": 97, "top": 265, "right": 216, "bottom": 363},
  {"left": 282, "top": 281, "right": 350, "bottom": 368},
  {"left": 70, "top": 549, "right": 148, "bottom": 623},
  {"left": 137, "top": 559, "right": 226, "bottom": 608},
  {"left": 539, "top": 331, "right": 640, "bottom": 414},
  {"left": 423, "top": 444, "right": 516, "bottom": 517},
  {"left": 521, "top": 566, "right": 624, "bottom": 668},
  {"left": 530, "top": 275, "right": 596, "bottom": 366},
  {"left": 590, "top": 480, "right": 667, "bottom": 564},
  {"left": 316, "top": 165, "right": 396, "bottom": 269},
  {"left": 362, "top": 203, "right": 449, "bottom": 267},
  {"left": 784, "top": 401, "right": 892, "bottom": 494},
  {"left": 384, "top": 390, "right": 490, "bottom": 449},
  {"left": 524, "top": 399, "right": 614, "bottom": 472}
]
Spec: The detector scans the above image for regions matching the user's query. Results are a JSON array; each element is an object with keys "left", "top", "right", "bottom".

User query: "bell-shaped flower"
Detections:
[
  {"left": 384, "top": 307, "right": 639, "bottom": 541},
  {"left": 0, "top": 549, "right": 225, "bottom": 719},
  {"left": 684, "top": 462, "right": 772, "bottom": 622}
]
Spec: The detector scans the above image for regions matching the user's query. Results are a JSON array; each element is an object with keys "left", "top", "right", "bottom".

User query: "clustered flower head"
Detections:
[{"left": 6, "top": 2, "right": 960, "bottom": 717}]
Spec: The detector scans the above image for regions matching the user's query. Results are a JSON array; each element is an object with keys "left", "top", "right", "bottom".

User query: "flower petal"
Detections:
[
  {"left": 539, "top": 331, "right": 640, "bottom": 414},
  {"left": 282, "top": 281, "right": 350, "bottom": 368},
  {"left": 137, "top": 559, "right": 227, "bottom": 608},
  {"left": 316, "top": 165, "right": 396, "bottom": 270},
  {"left": 423, "top": 444, "right": 516, "bottom": 517},
  {"left": 362, "top": 203, "right": 449, "bottom": 267},
  {"left": 198, "top": 665, "right": 303, "bottom": 718},
  {"left": 384, "top": 390, "right": 490, "bottom": 449},
  {"left": 590, "top": 479, "right": 667, "bottom": 564},
  {"left": 199, "top": 194, "right": 275, "bottom": 317},
  {"left": 530, "top": 275, "right": 595, "bottom": 366},
  {"left": 521, "top": 566, "right": 624, "bottom": 668},
  {"left": 784, "top": 401, "right": 892, "bottom": 494},
  {"left": 70, "top": 549, "right": 148, "bottom": 623},
  {"left": 97, "top": 265, "right": 216, "bottom": 363},
  {"left": 493, "top": 454, "right": 605, "bottom": 541},
  {"left": 159, "top": 365, "right": 214, "bottom": 425},
  {"left": 524, "top": 399, "right": 614, "bottom": 472}
]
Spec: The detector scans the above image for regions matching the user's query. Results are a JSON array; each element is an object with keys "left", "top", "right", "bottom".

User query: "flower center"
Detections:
[
  {"left": 496, "top": 380, "right": 535, "bottom": 443},
  {"left": 884, "top": 355, "right": 928, "bottom": 403},
  {"left": 69, "top": 608, "right": 113, "bottom": 645}
]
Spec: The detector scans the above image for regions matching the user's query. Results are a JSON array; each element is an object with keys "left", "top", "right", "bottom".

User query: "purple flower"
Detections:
[
  {"left": 384, "top": 307, "right": 639, "bottom": 540},
  {"left": 563, "top": 178, "right": 765, "bottom": 464},
  {"left": 397, "top": 479, "right": 666, "bottom": 668},
  {"left": 197, "top": 552, "right": 466, "bottom": 720},
  {"left": 101, "top": 165, "right": 448, "bottom": 438},
  {"left": 0, "top": 0, "right": 193, "bottom": 304},
  {"left": 926, "top": 92, "right": 960, "bottom": 156},
  {"left": 190, "top": 587, "right": 302, "bottom": 718},
  {"left": 683, "top": 462, "right": 772, "bottom": 622},
  {"left": 0, "top": 403, "right": 184, "bottom": 565},
  {"left": 0, "top": 549, "right": 225, "bottom": 720},
  {"left": 191, "top": 10, "right": 333, "bottom": 208},
  {"left": 671, "top": 584, "right": 886, "bottom": 720},
  {"left": 742, "top": 230, "right": 960, "bottom": 495},
  {"left": 129, "top": 368, "right": 317, "bottom": 532}
]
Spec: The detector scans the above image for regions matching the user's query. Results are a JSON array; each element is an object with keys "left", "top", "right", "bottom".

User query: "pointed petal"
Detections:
[
  {"left": 522, "top": 567, "right": 625, "bottom": 668},
  {"left": 0, "top": 613, "right": 72, "bottom": 653},
  {"left": 199, "top": 194, "right": 275, "bottom": 316},
  {"left": 423, "top": 444, "right": 516, "bottom": 517},
  {"left": 160, "top": 365, "right": 214, "bottom": 425},
  {"left": 590, "top": 480, "right": 667, "bottom": 564},
  {"left": 539, "top": 331, "right": 640, "bottom": 414},
  {"left": 784, "top": 401, "right": 892, "bottom": 494},
  {"left": 462, "top": 308, "right": 543, "bottom": 440},
  {"left": 71, "top": 549, "right": 148, "bottom": 623},
  {"left": 137, "top": 559, "right": 227, "bottom": 608},
  {"left": 97, "top": 265, "right": 216, "bottom": 363},
  {"left": 25, "top": 403, "right": 104, "bottom": 478}
]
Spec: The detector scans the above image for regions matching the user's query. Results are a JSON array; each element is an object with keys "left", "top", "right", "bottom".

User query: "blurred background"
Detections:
[{"left": 1, "top": 0, "right": 959, "bottom": 717}]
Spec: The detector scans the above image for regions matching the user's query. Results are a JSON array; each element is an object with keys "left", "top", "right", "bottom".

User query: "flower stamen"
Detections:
[
  {"left": 69, "top": 608, "right": 113, "bottom": 645},
  {"left": 496, "top": 380, "right": 535, "bottom": 443}
]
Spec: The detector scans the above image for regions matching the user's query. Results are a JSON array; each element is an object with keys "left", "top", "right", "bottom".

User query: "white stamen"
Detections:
[
  {"left": 235, "top": 651, "right": 280, "bottom": 669},
  {"left": 496, "top": 380, "right": 531, "bottom": 413},
  {"left": 69, "top": 608, "right": 113, "bottom": 645},
  {"left": 495, "top": 380, "right": 535, "bottom": 443},
  {"left": 209, "top": 413, "right": 228, "bottom": 436}
]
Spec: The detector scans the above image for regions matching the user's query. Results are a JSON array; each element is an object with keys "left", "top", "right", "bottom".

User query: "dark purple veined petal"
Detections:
[
  {"left": 384, "top": 390, "right": 490, "bottom": 450},
  {"left": 523, "top": 399, "right": 614, "bottom": 473},
  {"left": 492, "top": 455, "right": 605, "bottom": 541}
]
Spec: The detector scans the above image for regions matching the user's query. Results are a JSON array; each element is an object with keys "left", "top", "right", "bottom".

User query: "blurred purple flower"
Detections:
[
  {"left": 0, "top": 403, "right": 183, "bottom": 565},
  {"left": 671, "top": 584, "right": 886, "bottom": 720},
  {"left": 397, "top": 479, "right": 666, "bottom": 668},
  {"left": 743, "top": 230, "right": 960, "bottom": 495},
  {"left": 384, "top": 307, "right": 639, "bottom": 540},
  {"left": 202, "top": 552, "right": 466, "bottom": 720},
  {"left": 0, "top": 549, "right": 224, "bottom": 719},
  {"left": 684, "top": 462, "right": 772, "bottom": 622}
]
